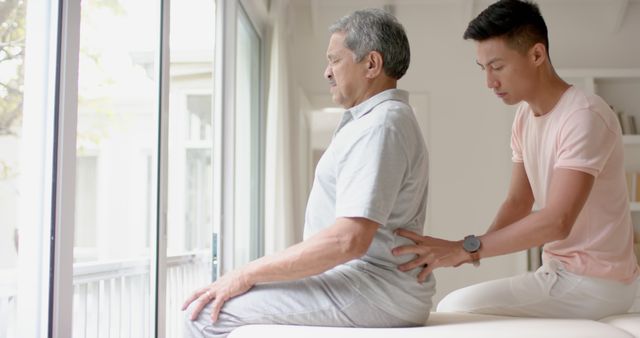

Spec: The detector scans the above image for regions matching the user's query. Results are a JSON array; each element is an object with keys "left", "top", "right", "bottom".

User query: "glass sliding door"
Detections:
[
  {"left": 73, "top": 0, "right": 160, "bottom": 337},
  {"left": 0, "top": 1, "right": 58, "bottom": 336},
  {"left": 0, "top": 1, "right": 28, "bottom": 335},
  {"left": 167, "top": 0, "right": 216, "bottom": 337},
  {"left": 1, "top": 1, "right": 266, "bottom": 336},
  {"left": 234, "top": 6, "right": 263, "bottom": 267}
]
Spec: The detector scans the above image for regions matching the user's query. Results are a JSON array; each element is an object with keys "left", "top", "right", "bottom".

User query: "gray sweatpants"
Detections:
[{"left": 183, "top": 269, "right": 420, "bottom": 338}]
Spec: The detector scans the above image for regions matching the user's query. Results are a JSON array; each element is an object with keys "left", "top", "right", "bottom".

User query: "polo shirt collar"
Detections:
[{"left": 347, "top": 88, "right": 409, "bottom": 120}]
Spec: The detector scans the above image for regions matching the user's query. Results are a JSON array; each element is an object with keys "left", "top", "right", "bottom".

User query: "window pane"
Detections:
[
  {"left": 234, "top": 8, "right": 262, "bottom": 267},
  {"left": 0, "top": 1, "right": 27, "bottom": 336},
  {"left": 73, "top": 0, "right": 160, "bottom": 337},
  {"left": 167, "top": 1, "right": 216, "bottom": 337},
  {"left": 1, "top": 1, "right": 62, "bottom": 335}
]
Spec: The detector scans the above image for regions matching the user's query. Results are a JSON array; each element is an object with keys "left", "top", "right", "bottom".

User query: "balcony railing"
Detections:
[
  {"left": 166, "top": 253, "right": 212, "bottom": 338},
  {"left": 0, "top": 251, "right": 211, "bottom": 338},
  {"left": 0, "top": 269, "right": 15, "bottom": 338}
]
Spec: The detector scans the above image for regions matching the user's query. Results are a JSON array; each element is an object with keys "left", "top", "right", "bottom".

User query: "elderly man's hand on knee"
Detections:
[{"left": 182, "top": 269, "right": 254, "bottom": 322}]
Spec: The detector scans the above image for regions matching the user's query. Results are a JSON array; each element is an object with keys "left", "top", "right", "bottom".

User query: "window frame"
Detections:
[
  {"left": 215, "top": 0, "right": 267, "bottom": 274},
  {"left": 48, "top": 0, "right": 81, "bottom": 337},
  {"left": 16, "top": 0, "right": 269, "bottom": 336},
  {"left": 234, "top": 2, "right": 266, "bottom": 266},
  {"left": 50, "top": 0, "right": 166, "bottom": 337}
]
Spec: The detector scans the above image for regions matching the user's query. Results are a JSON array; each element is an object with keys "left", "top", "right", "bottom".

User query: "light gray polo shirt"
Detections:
[{"left": 304, "top": 88, "right": 435, "bottom": 323}]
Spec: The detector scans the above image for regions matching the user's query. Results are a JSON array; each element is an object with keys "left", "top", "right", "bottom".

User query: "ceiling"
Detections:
[
  {"left": 301, "top": 0, "right": 639, "bottom": 36},
  {"left": 284, "top": 0, "right": 640, "bottom": 140}
]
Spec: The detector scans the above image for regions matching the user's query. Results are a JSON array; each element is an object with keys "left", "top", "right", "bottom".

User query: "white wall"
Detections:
[{"left": 285, "top": 0, "right": 640, "bottom": 304}]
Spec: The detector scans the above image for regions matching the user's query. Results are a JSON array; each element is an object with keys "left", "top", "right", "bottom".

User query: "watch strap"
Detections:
[{"left": 469, "top": 251, "right": 480, "bottom": 267}]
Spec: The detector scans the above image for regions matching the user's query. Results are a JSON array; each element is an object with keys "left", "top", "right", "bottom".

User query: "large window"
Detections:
[
  {"left": 0, "top": 1, "right": 60, "bottom": 337},
  {"left": 0, "top": 1, "right": 28, "bottom": 337},
  {"left": 73, "top": 0, "right": 160, "bottom": 336},
  {"left": 0, "top": 1, "right": 266, "bottom": 336}
]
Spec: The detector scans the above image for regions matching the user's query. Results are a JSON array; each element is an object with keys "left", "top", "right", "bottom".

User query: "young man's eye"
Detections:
[{"left": 492, "top": 65, "right": 504, "bottom": 71}]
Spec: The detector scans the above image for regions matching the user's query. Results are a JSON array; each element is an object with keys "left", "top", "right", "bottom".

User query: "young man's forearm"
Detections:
[
  {"left": 485, "top": 198, "right": 533, "bottom": 234},
  {"left": 480, "top": 168, "right": 593, "bottom": 260},
  {"left": 485, "top": 163, "right": 534, "bottom": 234},
  {"left": 242, "top": 217, "right": 378, "bottom": 285},
  {"left": 480, "top": 207, "right": 570, "bottom": 259}
]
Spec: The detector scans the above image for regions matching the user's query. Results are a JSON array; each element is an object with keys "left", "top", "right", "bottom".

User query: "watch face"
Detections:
[{"left": 463, "top": 236, "right": 481, "bottom": 253}]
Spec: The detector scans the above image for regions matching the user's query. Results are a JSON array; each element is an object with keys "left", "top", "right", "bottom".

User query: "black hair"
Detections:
[{"left": 463, "top": 0, "right": 549, "bottom": 55}]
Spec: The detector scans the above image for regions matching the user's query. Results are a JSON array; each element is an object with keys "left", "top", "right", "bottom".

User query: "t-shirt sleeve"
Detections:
[
  {"left": 555, "top": 108, "right": 616, "bottom": 177},
  {"left": 335, "top": 125, "right": 408, "bottom": 226},
  {"left": 511, "top": 109, "right": 524, "bottom": 163}
]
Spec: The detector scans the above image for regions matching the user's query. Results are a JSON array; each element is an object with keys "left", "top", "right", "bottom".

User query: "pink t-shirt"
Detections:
[{"left": 511, "top": 86, "right": 639, "bottom": 283}]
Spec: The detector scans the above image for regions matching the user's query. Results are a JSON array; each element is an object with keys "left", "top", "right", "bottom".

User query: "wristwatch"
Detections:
[{"left": 462, "top": 235, "right": 482, "bottom": 267}]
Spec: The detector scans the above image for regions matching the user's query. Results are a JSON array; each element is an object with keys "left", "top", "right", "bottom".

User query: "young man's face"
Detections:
[
  {"left": 475, "top": 37, "right": 537, "bottom": 105},
  {"left": 324, "top": 32, "right": 368, "bottom": 108}
]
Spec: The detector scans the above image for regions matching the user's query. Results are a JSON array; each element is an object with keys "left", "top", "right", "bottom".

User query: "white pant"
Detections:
[{"left": 437, "top": 260, "right": 639, "bottom": 320}]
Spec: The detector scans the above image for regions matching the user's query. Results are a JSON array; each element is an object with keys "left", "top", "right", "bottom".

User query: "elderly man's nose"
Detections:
[{"left": 324, "top": 65, "right": 333, "bottom": 80}]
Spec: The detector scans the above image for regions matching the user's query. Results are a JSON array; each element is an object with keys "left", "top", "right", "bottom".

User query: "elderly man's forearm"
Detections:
[{"left": 243, "top": 218, "right": 378, "bottom": 285}]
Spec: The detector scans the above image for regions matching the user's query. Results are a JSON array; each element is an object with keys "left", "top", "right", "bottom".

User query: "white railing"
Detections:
[
  {"left": 73, "top": 257, "right": 152, "bottom": 338},
  {"left": 0, "top": 269, "right": 17, "bottom": 338},
  {"left": 0, "top": 251, "right": 211, "bottom": 338},
  {"left": 166, "top": 253, "right": 213, "bottom": 338}
]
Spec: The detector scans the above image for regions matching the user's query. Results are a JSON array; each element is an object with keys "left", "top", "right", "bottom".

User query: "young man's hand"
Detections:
[{"left": 392, "top": 229, "right": 469, "bottom": 282}]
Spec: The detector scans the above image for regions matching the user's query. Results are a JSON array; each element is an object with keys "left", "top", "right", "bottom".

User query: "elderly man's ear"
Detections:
[{"left": 365, "top": 51, "right": 384, "bottom": 78}]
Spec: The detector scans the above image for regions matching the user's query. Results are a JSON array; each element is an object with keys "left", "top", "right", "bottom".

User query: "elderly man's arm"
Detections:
[
  {"left": 183, "top": 217, "right": 379, "bottom": 321},
  {"left": 246, "top": 217, "right": 379, "bottom": 281}
]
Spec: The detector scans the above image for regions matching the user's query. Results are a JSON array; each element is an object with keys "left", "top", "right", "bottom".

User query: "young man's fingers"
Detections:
[
  {"left": 391, "top": 244, "right": 425, "bottom": 257},
  {"left": 398, "top": 257, "right": 428, "bottom": 272},
  {"left": 417, "top": 266, "right": 433, "bottom": 283},
  {"left": 394, "top": 228, "right": 423, "bottom": 243}
]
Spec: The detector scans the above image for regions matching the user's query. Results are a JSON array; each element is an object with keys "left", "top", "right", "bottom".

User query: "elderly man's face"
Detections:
[{"left": 324, "top": 32, "right": 368, "bottom": 108}]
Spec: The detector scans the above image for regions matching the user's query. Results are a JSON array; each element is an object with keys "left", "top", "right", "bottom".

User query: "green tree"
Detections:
[{"left": 0, "top": 0, "right": 26, "bottom": 137}]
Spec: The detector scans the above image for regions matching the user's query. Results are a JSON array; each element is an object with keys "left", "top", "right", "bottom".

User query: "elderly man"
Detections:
[{"left": 182, "top": 8, "right": 434, "bottom": 338}]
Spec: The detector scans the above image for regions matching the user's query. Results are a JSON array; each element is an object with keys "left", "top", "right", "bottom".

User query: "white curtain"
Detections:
[{"left": 264, "top": 0, "right": 296, "bottom": 255}]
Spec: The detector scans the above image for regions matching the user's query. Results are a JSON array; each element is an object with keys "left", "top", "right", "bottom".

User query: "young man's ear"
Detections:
[
  {"left": 365, "top": 51, "right": 384, "bottom": 78},
  {"left": 530, "top": 42, "right": 547, "bottom": 66}
]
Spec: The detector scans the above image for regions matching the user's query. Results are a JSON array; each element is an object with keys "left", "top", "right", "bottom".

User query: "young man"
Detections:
[
  {"left": 182, "top": 9, "right": 434, "bottom": 337},
  {"left": 393, "top": 0, "right": 639, "bottom": 319}
]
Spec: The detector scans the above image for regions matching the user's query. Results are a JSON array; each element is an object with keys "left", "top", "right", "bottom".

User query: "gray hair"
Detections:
[{"left": 329, "top": 8, "right": 410, "bottom": 79}]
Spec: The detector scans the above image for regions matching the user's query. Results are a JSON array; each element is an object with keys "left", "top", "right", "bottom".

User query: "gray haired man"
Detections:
[{"left": 183, "top": 8, "right": 434, "bottom": 337}]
